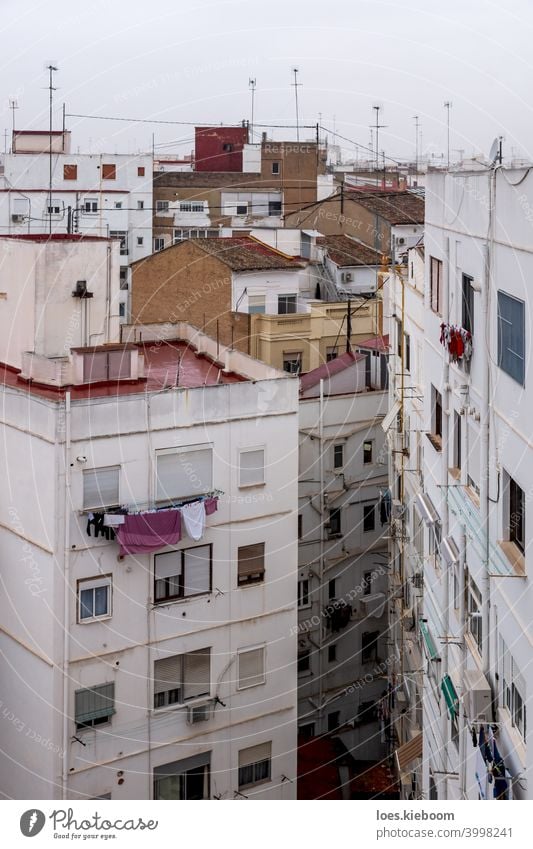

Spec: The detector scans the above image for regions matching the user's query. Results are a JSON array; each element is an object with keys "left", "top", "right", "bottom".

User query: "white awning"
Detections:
[
  {"left": 360, "top": 592, "right": 387, "bottom": 619},
  {"left": 441, "top": 535, "right": 460, "bottom": 566},
  {"left": 381, "top": 399, "right": 401, "bottom": 433},
  {"left": 413, "top": 492, "right": 439, "bottom": 525}
]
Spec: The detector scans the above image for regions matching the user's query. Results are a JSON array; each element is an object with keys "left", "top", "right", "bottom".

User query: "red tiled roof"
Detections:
[
  {"left": 300, "top": 351, "right": 365, "bottom": 392},
  {"left": 318, "top": 234, "right": 382, "bottom": 267},
  {"left": 0, "top": 340, "right": 245, "bottom": 403},
  {"left": 356, "top": 334, "right": 390, "bottom": 353},
  {"left": 193, "top": 236, "right": 304, "bottom": 270},
  {"left": 346, "top": 191, "right": 424, "bottom": 225}
]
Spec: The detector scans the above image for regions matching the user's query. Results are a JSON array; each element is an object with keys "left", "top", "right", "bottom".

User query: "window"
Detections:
[
  {"left": 78, "top": 577, "right": 111, "bottom": 621},
  {"left": 46, "top": 201, "right": 61, "bottom": 215},
  {"left": 363, "top": 570, "right": 373, "bottom": 595},
  {"left": 498, "top": 291, "right": 525, "bottom": 385},
  {"left": 137, "top": 236, "right": 144, "bottom": 246},
  {"left": 236, "top": 203, "right": 248, "bottom": 215},
  {"left": 268, "top": 200, "right": 282, "bottom": 216},
  {"left": 404, "top": 332, "right": 411, "bottom": 372},
  {"left": 154, "top": 237, "right": 165, "bottom": 252},
  {"left": 118, "top": 303, "right": 126, "bottom": 318},
  {"left": 115, "top": 201, "right": 122, "bottom": 209},
  {"left": 363, "top": 440, "right": 373, "bottom": 464},
  {"left": 272, "top": 162, "right": 280, "bottom": 175},
  {"left": 328, "top": 579, "right": 336, "bottom": 600},
  {"left": 298, "top": 578, "right": 310, "bottom": 608},
  {"left": 237, "top": 542, "right": 265, "bottom": 586},
  {"left": 396, "top": 318, "right": 403, "bottom": 357},
  {"left": 238, "top": 646, "right": 265, "bottom": 689},
  {"left": 102, "top": 163, "right": 116, "bottom": 180},
  {"left": 453, "top": 411, "right": 462, "bottom": 471},
  {"left": 299, "top": 723, "right": 315, "bottom": 739},
  {"left": 326, "top": 346, "right": 338, "bottom": 362},
  {"left": 328, "top": 644, "right": 337, "bottom": 663},
  {"left": 509, "top": 475, "right": 525, "bottom": 553},
  {"left": 153, "top": 649, "right": 210, "bottom": 707},
  {"left": 83, "top": 349, "right": 131, "bottom": 382},
  {"left": 248, "top": 295, "right": 266, "bottom": 314},
  {"left": 283, "top": 352, "right": 302, "bottom": 374},
  {"left": 83, "top": 199, "right": 98, "bottom": 213},
  {"left": 156, "top": 446, "right": 213, "bottom": 503},
  {"left": 499, "top": 637, "right": 526, "bottom": 739},
  {"left": 328, "top": 508, "right": 341, "bottom": 536},
  {"left": 137, "top": 200, "right": 144, "bottom": 210},
  {"left": 363, "top": 504, "right": 375, "bottom": 532},
  {"left": 179, "top": 201, "right": 204, "bottom": 213},
  {"left": 429, "top": 385, "right": 442, "bottom": 449},
  {"left": 462, "top": 274, "right": 474, "bottom": 334},
  {"left": 75, "top": 683, "right": 115, "bottom": 729},
  {"left": 83, "top": 466, "right": 120, "bottom": 510},
  {"left": 154, "top": 545, "right": 212, "bottom": 602},
  {"left": 119, "top": 267, "right": 129, "bottom": 290},
  {"left": 298, "top": 650, "right": 311, "bottom": 675},
  {"left": 109, "top": 230, "right": 128, "bottom": 255},
  {"left": 156, "top": 200, "right": 170, "bottom": 213},
  {"left": 328, "top": 711, "right": 340, "bottom": 732},
  {"left": 298, "top": 514, "right": 303, "bottom": 539},
  {"left": 430, "top": 257, "right": 443, "bottom": 313},
  {"left": 466, "top": 572, "right": 482, "bottom": 654},
  {"left": 223, "top": 143, "right": 234, "bottom": 152},
  {"left": 154, "top": 753, "right": 210, "bottom": 800},
  {"left": 333, "top": 444, "right": 344, "bottom": 469},
  {"left": 238, "top": 742, "right": 271, "bottom": 788},
  {"left": 278, "top": 294, "right": 297, "bottom": 314},
  {"left": 361, "top": 631, "right": 379, "bottom": 664},
  {"left": 137, "top": 166, "right": 145, "bottom": 177},
  {"left": 239, "top": 448, "right": 265, "bottom": 487},
  {"left": 64, "top": 164, "right": 77, "bottom": 180}
]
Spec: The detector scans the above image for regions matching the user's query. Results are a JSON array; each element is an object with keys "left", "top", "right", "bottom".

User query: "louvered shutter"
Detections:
[
  {"left": 183, "top": 649, "right": 210, "bottom": 700},
  {"left": 238, "top": 647, "right": 265, "bottom": 689},
  {"left": 154, "top": 551, "right": 182, "bottom": 580},
  {"left": 156, "top": 448, "right": 213, "bottom": 502},
  {"left": 154, "top": 655, "right": 182, "bottom": 697},
  {"left": 239, "top": 449, "right": 265, "bottom": 486},
  {"left": 238, "top": 543, "right": 265, "bottom": 580},
  {"left": 238, "top": 742, "right": 271, "bottom": 768},
  {"left": 83, "top": 467, "right": 120, "bottom": 509},
  {"left": 183, "top": 545, "right": 210, "bottom": 595},
  {"left": 75, "top": 683, "right": 115, "bottom": 723},
  {"left": 498, "top": 291, "right": 525, "bottom": 385}
]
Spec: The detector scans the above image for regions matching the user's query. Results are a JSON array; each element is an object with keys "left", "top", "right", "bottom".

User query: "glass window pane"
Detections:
[
  {"left": 80, "top": 588, "right": 93, "bottom": 619},
  {"left": 94, "top": 585, "right": 108, "bottom": 616}
]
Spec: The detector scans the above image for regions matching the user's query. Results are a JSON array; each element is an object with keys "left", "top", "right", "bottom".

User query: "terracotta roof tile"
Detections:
[
  {"left": 347, "top": 191, "right": 424, "bottom": 224},
  {"left": 318, "top": 234, "right": 382, "bottom": 266}
]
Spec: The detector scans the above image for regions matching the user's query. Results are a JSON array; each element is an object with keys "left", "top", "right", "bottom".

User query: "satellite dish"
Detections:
[{"left": 489, "top": 137, "right": 502, "bottom": 165}]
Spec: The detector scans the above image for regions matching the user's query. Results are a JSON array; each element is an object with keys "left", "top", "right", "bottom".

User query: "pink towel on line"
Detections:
[
  {"left": 205, "top": 497, "right": 218, "bottom": 516},
  {"left": 117, "top": 509, "right": 182, "bottom": 555}
]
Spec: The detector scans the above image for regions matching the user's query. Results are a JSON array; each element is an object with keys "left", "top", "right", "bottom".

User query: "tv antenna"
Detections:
[
  {"left": 248, "top": 78, "right": 256, "bottom": 141},
  {"left": 292, "top": 68, "right": 301, "bottom": 143}
]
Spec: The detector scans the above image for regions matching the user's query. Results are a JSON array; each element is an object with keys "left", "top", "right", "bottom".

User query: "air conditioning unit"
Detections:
[
  {"left": 392, "top": 499, "right": 405, "bottom": 520},
  {"left": 464, "top": 669, "right": 492, "bottom": 721},
  {"left": 411, "top": 573, "right": 423, "bottom": 590},
  {"left": 11, "top": 214, "right": 24, "bottom": 223},
  {"left": 345, "top": 272, "right": 353, "bottom": 282},
  {"left": 397, "top": 237, "right": 406, "bottom": 245},
  {"left": 186, "top": 700, "right": 212, "bottom": 725}
]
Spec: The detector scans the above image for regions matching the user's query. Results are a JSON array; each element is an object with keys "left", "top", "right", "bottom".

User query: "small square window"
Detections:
[
  {"left": 115, "top": 202, "right": 122, "bottom": 209},
  {"left": 78, "top": 577, "right": 112, "bottom": 622},
  {"left": 326, "top": 346, "right": 338, "bottom": 362},
  {"left": 137, "top": 236, "right": 144, "bottom": 246},
  {"left": 223, "top": 143, "right": 234, "bottom": 152},
  {"left": 137, "top": 200, "right": 144, "bottom": 210},
  {"left": 283, "top": 352, "right": 302, "bottom": 374},
  {"left": 298, "top": 650, "right": 311, "bottom": 675},
  {"left": 272, "top": 162, "right": 280, "bottom": 175},
  {"left": 64, "top": 164, "right": 77, "bottom": 180},
  {"left": 236, "top": 203, "right": 248, "bottom": 215},
  {"left": 102, "top": 163, "right": 116, "bottom": 180},
  {"left": 278, "top": 294, "right": 297, "bottom": 315},
  {"left": 137, "top": 166, "right": 145, "bottom": 177},
  {"left": 83, "top": 199, "right": 98, "bottom": 213}
]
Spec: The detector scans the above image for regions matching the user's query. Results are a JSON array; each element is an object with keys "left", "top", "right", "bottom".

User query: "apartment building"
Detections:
[
  {"left": 0, "top": 130, "right": 153, "bottom": 320},
  {"left": 297, "top": 351, "right": 389, "bottom": 763},
  {"left": 389, "top": 166, "right": 533, "bottom": 800},
  {"left": 0, "top": 235, "right": 299, "bottom": 799}
]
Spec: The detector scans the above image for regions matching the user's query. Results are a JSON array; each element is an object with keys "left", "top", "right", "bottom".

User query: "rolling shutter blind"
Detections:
[
  {"left": 156, "top": 448, "right": 213, "bottom": 501},
  {"left": 75, "top": 683, "right": 115, "bottom": 723},
  {"left": 155, "top": 550, "right": 182, "bottom": 580},
  {"left": 108, "top": 350, "right": 131, "bottom": 379},
  {"left": 238, "top": 543, "right": 265, "bottom": 578},
  {"left": 183, "top": 545, "right": 211, "bottom": 594},
  {"left": 239, "top": 449, "right": 265, "bottom": 486},
  {"left": 238, "top": 647, "right": 265, "bottom": 689},
  {"left": 498, "top": 291, "right": 525, "bottom": 385},
  {"left": 83, "top": 351, "right": 108, "bottom": 382},
  {"left": 238, "top": 742, "right": 271, "bottom": 768},
  {"left": 154, "top": 656, "right": 182, "bottom": 696},
  {"left": 183, "top": 649, "right": 210, "bottom": 700},
  {"left": 154, "top": 752, "right": 211, "bottom": 778},
  {"left": 83, "top": 467, "right": 120, "bottom": 509}
]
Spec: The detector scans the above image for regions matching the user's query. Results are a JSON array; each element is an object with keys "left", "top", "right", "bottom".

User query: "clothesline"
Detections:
[{"left": 106, "top": 489, "right": 225, "bottom": 517}]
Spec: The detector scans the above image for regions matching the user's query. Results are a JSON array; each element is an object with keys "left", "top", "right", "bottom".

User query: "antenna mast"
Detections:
[
  {"left": 292, "top": 68, "right": 301, "bottom": 143},
  {"left": 444, "top": 101, "right": 452, "bottom": 168},
  {"left": 47, "top": 64, "right": 58, "bottom": 235},
  {"left": 248, "top": 78, "right": 256, "bottom": 141}
]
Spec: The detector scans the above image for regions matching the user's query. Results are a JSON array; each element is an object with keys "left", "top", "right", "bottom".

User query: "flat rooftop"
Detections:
[{"left": 1, "top": 340, "right": 245, "bottom": 402}]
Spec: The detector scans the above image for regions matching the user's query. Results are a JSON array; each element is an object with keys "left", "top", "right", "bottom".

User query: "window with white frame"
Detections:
[
  {"left": 114, "top": 201, "right": 122, "bottom": 209},
  {"left": 499, "top": 636, "right": 527, "bottom": 739},
  {"left": 278, "top": 294, "right": 297, "bottom": 314},
  {"left": 137, "top": 236, "right": 144, "bottom": 246},
  {"left": 153, "top": 648, "right": 210, "bottom": 708},
  {"left": 154, "top": 545, "right": 212, "bottom": 602},
  {"left": 154, "top": 753, "right": 210, "bottom": 800},
  {"left": 282, "top": 351, "right": 302, "bottom": 374},
  {"left": 179, "top": 201, "right": 204, "bottom": 213},
  {"left": 83, "top": 199, "right": 98, "bottom": 214},
  {"left": 248, "top": 295, "right": 266, "bottom": 314},
  {"left": 154, "top": 237, "right": 165, "bottom": 252},
  {"left": 237, "top": 646, "right": 265, "bottom": 689},
  {"left": 298, "top": 578, "right": 310, "bottom": 608},
  {"left": 78, "top": 576, "right": 112, "bottom": 622},
  {"left": 156, "top": 200, "right": 170, "bottom": 213},
  {"left": 238, "top": 742, "right": 271, "bottom": 788},
  {"left": 109, "top": 230, "right": 128, "bottom": 255},
  {"left": 75, "top": 683, "right": 115, "bottom": 729},
  {"left": 466, "top": 571, "right": 482, "bottom": 654},
  {"left": 239, "top": 448, "right": 265, "bottom": 487},
  {"left": 156, "top": 446, "right": 213, "bottom": 503},
  {"left": 83, "top": 466, "right": 120, "bottom": 510},
  {"left": 271, "top": 162, "right": 280, "bottom": 174}
]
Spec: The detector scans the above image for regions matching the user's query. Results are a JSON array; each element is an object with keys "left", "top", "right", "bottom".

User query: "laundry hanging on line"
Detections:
[{"left": 439, "top": 323, "right": 473, "bottom": 363}]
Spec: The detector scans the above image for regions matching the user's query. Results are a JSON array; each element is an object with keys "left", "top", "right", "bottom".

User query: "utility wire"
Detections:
[{"left": 66, "top": 112, "right": 317, "bottom": 130}]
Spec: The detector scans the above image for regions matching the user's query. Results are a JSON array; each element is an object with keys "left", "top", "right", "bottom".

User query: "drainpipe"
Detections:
[
  {"left": 61, "top": 390, "right": 71, "bottom": 799},
  {"left": 105, "top": 243, "right": 112, "bottom": 342},
  {"left": 458, "top": 530, "right": 467, "bottom": 798},
  {"left": 440, "top": 235, "right": 451, "bottom": 799}
]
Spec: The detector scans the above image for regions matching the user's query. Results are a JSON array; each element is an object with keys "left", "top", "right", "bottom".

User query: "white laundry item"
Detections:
[
  {"left": 104, "top": 514, "right": 126, "bottom": 527},
  {"left": 181, "top": 500, "right": 206, "bottom": 541}
]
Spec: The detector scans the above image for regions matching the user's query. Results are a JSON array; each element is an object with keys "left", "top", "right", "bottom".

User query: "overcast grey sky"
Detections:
[{"left": 1, "top": 0, "right": 533, "bottom": 162}]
